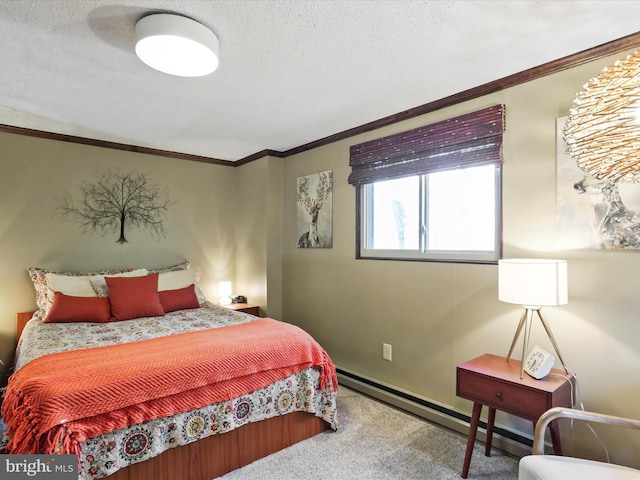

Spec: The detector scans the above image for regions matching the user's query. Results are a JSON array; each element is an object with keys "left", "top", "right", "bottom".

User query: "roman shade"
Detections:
[{"left": 348, "top": 104, "right": 504, "bottom": 187}]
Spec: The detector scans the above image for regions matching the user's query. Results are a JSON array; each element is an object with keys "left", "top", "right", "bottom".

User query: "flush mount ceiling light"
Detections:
[{"left": 135, "top": 13, "right": 219, "bottom": 77}]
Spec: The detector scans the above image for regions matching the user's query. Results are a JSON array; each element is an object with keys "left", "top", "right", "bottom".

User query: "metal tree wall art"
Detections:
[
  {"left": 58, "top": 170, "right": 170, "bottom": 244},
  {"left": 297, "top": 170, "right": 333, "bottom": 248}
]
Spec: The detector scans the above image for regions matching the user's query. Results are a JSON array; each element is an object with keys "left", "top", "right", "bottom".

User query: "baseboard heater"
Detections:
[{"left": 336, "top": 367, "right": 532, "bottom": 454}]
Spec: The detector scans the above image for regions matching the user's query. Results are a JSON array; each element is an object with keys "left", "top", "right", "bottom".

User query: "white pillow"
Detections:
[
  {"left": 46, "top": 273, "right": 98, "bottom": 297},
  {"left": 158, "top": 268, "right": 198, "bottom": 291},
  {"left": 91, "top": 268, "right": 149, "bottom": 297},
  {"left": 45, "top": 273, "right": 98, "bottom": 312},
  {"left": 158, "top": 268, "right": 208, "bottom": 303}
]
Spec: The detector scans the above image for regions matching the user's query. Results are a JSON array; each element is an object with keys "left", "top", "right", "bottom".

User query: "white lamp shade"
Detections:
[
  {"left": 219, "top": 281, "right": 232, "bottom": 297},
  {"left": 218, "top": 281, "right": 232, "bottom": 305},
  {"left": 498, "top": 259, "right": 568, "bottom": 307},
  {"left": 135, "top": 14, "right": 219, "bottom": 77}
]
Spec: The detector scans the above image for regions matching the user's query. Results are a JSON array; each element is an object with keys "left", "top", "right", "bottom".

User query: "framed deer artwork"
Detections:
[
  {"left": 556, "top": 116, "right": 640, "bottom": 250},
  {"left": 296, "top": 170, "right": 333, "bottom": 248}
]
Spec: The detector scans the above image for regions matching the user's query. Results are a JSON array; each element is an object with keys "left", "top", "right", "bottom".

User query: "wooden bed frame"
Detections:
[{"left": 15, "top": 312, "right": 331, "bottom": 479}]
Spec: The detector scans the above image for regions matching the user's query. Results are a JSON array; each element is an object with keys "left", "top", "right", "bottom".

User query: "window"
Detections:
[{"left": 350, "top": 105, "right": 503, "bottom": 263}]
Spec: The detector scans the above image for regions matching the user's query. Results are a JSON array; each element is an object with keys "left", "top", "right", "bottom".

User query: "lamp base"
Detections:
[{"left": 506, "top": 307, "right": 569, "bottom": 379}]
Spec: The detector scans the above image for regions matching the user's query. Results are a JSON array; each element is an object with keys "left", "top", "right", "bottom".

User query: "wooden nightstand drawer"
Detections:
[
  {"left": 456, "top": 354, "right": 574, "bottom": 478},
  {"left": 457, "top": 369, "right": 549, "bottom": 420},
  {"left": 225, "top": 303, "right": 260, "bottom": 316}
]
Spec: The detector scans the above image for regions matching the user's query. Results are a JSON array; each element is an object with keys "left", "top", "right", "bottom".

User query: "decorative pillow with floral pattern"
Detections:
[
  {"left": 90, "top": 269, "right": 149, "bottom": 297},
  {"left": 28, "top": 261, "right": 191, "bottom": 313},
  {"left": 28, "top": 267, "right": 134, "bottom": 314},
  {"left": 148, "top": 260, "right": 190, "bottom": 274}
]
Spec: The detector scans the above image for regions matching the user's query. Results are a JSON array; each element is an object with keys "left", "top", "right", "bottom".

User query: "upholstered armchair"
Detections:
[{"left": 519, "top": 407, "right": 640, "bottom": 479}]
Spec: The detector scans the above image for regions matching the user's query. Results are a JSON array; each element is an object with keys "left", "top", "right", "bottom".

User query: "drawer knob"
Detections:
[{"left": 495, "top": 392, "right": 502, "bottom": 399}]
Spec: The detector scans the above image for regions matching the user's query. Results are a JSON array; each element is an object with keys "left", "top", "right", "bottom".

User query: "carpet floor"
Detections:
[{"left": 218, "top": 386, "right": 520, "bottom": 479}]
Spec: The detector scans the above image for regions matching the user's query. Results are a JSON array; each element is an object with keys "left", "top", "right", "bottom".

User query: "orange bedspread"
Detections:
[{"left": 2, "top": 318, "right": 337, "bottom": 455}]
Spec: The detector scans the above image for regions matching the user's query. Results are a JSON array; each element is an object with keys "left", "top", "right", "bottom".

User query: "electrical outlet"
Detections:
[{"left": 382, "top": 343, "right": 392, "bottom": 361}]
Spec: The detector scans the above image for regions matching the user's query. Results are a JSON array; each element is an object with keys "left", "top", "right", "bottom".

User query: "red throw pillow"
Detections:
[
  {"left": 45, "top": 292, "right": 112, "bottom": 323},
  {"left": 106, "top": 273, "right": 165, "bottom": 321},
  {"left": 159, "top": 284, "right": 200, "bottom": 313}
]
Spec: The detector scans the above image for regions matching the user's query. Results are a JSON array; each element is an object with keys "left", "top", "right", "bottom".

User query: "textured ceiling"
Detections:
[{"left": 1, "top": 0, "right": 640, "bottom": 162}]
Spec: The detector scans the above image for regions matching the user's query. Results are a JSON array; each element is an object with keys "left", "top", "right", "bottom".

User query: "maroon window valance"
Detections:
[{"left": 348, "top": 104, "right": 504, "bottom": 186}]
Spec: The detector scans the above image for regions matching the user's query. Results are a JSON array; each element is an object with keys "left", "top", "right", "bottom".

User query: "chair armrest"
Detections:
[{"left": 533, "top": 407, "right": 640, "bottom": 455}]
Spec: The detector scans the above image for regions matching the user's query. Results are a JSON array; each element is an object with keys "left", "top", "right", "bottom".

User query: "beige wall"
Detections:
[
  {"left": 235, "top": 156, "right": 284, "bottom": 318},
  {"left": 281, "top": 48, "right": 640, "bottom": 468},
  {"left": 0, "top": 133, "right": 246, "bottom": 378}
]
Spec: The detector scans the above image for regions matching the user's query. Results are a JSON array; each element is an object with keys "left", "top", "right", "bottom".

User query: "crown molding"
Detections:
[{"left": 3, "top": 31, "right": 640, "bottom": 166}]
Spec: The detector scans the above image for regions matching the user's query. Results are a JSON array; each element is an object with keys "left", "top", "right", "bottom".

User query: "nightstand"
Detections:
[
  {"left": 456, "top": 353, "right": 573, "bottom": 478},
  {"left": 225, "top": 303, "right": 260, "bottom": 316}
]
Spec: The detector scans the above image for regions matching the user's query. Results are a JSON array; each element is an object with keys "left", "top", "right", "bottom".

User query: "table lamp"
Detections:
[
  {"left": 498, "top": 259, "right": 569, "bottom": 378},
  {"left": 219, "top": 281, "right": 232, "bottom": 305}
]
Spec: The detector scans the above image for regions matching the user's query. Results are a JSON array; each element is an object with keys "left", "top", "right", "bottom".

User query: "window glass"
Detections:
[
  {"left": 359, "top": 164, "right": 500, "bottom": 262},
  {"left": 427, "top": 165, "right": 496, "bottom": 251},
  {"left": 369, "top": 177, "right": 420, "bottom": 250}
]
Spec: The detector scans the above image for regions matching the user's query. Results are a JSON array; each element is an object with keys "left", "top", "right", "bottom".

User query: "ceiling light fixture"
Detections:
[{"left": 134, "top": 13, "right": 219, "bottom": 77}]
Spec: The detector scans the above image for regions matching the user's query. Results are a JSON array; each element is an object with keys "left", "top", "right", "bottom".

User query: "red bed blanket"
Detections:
[{"left": 2, "top": 318, "right": 337, "bottom": 455}]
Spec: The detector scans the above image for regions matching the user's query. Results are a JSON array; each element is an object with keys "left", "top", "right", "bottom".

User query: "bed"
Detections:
[{"left": 1, "top": 264, "right": 338, "bottom": 480}]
